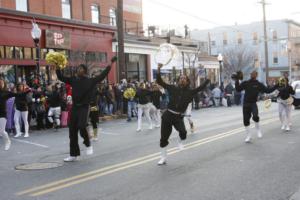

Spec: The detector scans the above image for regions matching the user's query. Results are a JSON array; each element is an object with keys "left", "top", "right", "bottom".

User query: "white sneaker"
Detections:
[
  {"left": 155, "top": 125, "right": 160, "bottom": 128},
  {"left": 157, "top": 157, "right": 167, "bottom": 165},
  {"left": 285, "top": 126, "right": 290, "bottom": 131},
  {"left": 86, "top": 146, "right": 93, "bottom": 155},
  {"left": 244, "top": 127, "right": 251, "bottom": 143},
  {"left": 24, "top": 133, "right": 29, "bottom": 138},
  {"left": 257, "top": 130, "right": 263, "bottom": 138},
  {"left": 14, "top": 132, "right": 22, "bottom": 138},
  {"left": 92, "top": 137, "right": 98, "bottom": 141},
  {"left": 136, "top": 128, "right": 141, "bottom": 132},
  {"left": 64, "top": 156, "right": 78, "bottom": 162},
  {"left": 4, "top": 138, "right": 11, "bottom": 151},
  {"left": 281, "top": 125, "right": 286, "bottom": 130}
]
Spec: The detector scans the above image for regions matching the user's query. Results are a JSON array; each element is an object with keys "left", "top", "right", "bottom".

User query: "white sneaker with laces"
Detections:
[
  {"left": 281, "top": 125, "right": 286, "bottom": 130},
  {"left": 64, "top": 156, "right": 78, "bottom": 162},
  {"left": 157, "top": 148, "right": 167, "bottom": 165},
  {"left": 244, "top": 126, "right": 251, "bottom": 143},
  {"left": 4, "top": 138, "right": 11, "bottom": 151},
  {"left": 24, "top": 133, "right": 29, "bottom": 138},
  {"left": 86, "top": 146, "right": 93, "bottom": 155},
  {"left": 285, "top": 126, "right": 290, "bottom": 131},
  {"left": 14, "top": 132, "right": 22, "bottom": 138}
]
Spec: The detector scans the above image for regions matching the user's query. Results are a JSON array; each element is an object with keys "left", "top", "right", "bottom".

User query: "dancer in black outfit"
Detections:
[
  {"left": 235, "top": 71, "right": 278, "bottom": 143},
  {"left": 156, "top": 63, "right": 210, "bottom": 165},
  {"left": 0, "top": 79, "right": 30, "bottom": 150},
  {"left": 56, "top": 57, "right": 116, "bottom": 162}
]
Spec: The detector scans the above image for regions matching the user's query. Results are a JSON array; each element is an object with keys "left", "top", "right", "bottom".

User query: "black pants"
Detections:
[
  {"left": 243, "top": 103, "right": 259, "bottom": 126},
  {"left": 36, "top": 112, "right": 45, "bottom": 129},
  {"left": 89, "top": 110, "right": 99, "bottom": 129},
  {"left": 69, "top": 105, "right": 90, "bottom": 157},
  {"left": 160, "top": 110, "right": 187, "bottom": 148}
]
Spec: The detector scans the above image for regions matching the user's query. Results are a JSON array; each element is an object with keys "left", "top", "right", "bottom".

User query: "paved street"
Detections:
[{"left": 1, "top": 103, "right": 300, "bottom": 200}]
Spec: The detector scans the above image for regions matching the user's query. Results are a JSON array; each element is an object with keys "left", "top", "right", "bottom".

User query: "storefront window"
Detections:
[
  {"left": 5, "top": 46, "right": 14, "bottom": 59},
  {"left": 24, "top": 47, "right": 32, "bottom": 59},
  {"left": 40, "top": 48, "right": 48, "bottom": 59},
  {"left": 15, "top": 47, "right": 24, "bottom": 59},
  {"left": 0, "top": 46, "right": 4, "bottom": 58},
  {"left": 126, "top": 54, "right": 147, "bottom": 81},
  {"left": 98, "top": 52, "right": 107, "bottom": 62}
]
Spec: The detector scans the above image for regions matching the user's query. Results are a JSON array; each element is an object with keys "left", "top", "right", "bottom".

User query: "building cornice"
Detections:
[{"left": 0, "top": 8, "right": 117, "bottom": 33}]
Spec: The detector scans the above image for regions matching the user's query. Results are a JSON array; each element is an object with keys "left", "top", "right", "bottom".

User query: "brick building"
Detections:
[{"left": 0, "top": 0, "right": 143, "bottom": 84}]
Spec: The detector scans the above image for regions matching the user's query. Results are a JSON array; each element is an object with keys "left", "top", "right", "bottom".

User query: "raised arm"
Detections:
[
  {"left": 56, "top": 69, "right": 72, "bottom": 84},
  {"left": 91, "top": 56, "right": 117, "bottom": 85},
  {"left": 156, "top": 63, "right": 173, "bottom": 90},
  {"left": 235, "top": 80, "right": 245, "bottom": 92},
  {"left": 259, "top": 82, "right": 278, "bottom": 94},
  {"left": 192, "top": 79, "right": 210, "bottom": 94}
]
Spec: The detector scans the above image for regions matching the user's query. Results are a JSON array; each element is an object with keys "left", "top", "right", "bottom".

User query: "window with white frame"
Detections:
[
  {"left": 253, "top": 32, "right": 258, "bottom": 45},
  {"left": 272, "top": 30, "right": 278, "bottom": 41},
  {"left": 273, "top": 51, "right": 278, "bottom": 64},
  {"left": 237, "top": 32, "right": 243, "bottom": 44},
  {"left": 16, "top": 0, "right": 28, "bottom": 12},
  {"left": 62, "top": 0, "right": 71, "bottom": 19},
  {"left": 91, "top": 4, "right": 100, "bottom": 23},
  {"left": 223, "top": 32, "right": 228, "bottom": 45},
  {"left": 109, "top": 8, "right": 116, "bottom": 26}
]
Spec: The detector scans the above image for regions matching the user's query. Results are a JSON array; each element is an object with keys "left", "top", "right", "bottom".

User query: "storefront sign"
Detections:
[{"left": 46, "top": 30, "right": 71, "bottom": 49}]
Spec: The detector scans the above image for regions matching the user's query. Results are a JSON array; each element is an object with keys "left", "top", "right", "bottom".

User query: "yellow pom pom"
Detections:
[{"left": 46, "top": 52, "right": 68, "bottom": 70}]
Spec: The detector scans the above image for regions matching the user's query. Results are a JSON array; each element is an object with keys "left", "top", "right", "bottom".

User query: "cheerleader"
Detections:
[
  {"left": 136, "top": 83, "right": 153, "bottom": 131},
  {"left": 277, "top": 77, "right": 296, "bottom": 131},
  {"left": 156, "top": 64, "right": 210, "bottom": 165},
  {"left": 0, "top": 79, "right": 29, "bottom": 150}
]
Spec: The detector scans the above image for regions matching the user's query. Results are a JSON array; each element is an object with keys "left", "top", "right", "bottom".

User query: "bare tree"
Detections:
[{"left": 223, "top": 46, "right": 256, "bottom": 81}]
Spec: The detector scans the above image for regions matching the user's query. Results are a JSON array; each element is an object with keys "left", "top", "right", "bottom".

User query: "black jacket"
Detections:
[
  {"left": 235, "top": 79, "right": 277, "bottom": 104},
  {"left": 15, "top": 92, "right": 30, "bottom": 111},
  {"left": 151, "top": 90, "right": 162, "bottom": 109},
  {"left": 56, "top": 65, "right": 111, "bottom": 106},
  {"left": 46, "top": 90, "right": 62, "bottom": 108},
  {"left": 157, "top": 73, "right": 209, "bottom": 113},
  {"left": 277, "top": 85, "right": 295, "bottom": 100},
  {"left": 136, "top": 88, "right": 151, "bottom": 105},
  {"left": 0, "top": 91, "right": 18, "bottom": 118}
]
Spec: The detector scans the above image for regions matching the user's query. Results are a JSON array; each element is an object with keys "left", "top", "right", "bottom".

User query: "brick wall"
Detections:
[{"left": 0, "top": 0, "right": 142, "bottom": 24}]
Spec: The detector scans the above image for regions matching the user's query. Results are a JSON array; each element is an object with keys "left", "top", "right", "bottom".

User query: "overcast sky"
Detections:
[{"left": 143, "top": 0, "right": 300, "bottom": 30}]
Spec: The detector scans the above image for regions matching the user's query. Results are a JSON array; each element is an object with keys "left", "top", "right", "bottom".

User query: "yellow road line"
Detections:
[{"left": 17, "top": 115, "right": 293, "bottom": 197}]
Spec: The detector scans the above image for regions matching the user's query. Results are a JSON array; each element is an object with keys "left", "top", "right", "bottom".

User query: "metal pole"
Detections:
[
  {"left": 117, "top": 0, "right": 125, "bottom": 81},
  {"left": 182, "top": 52, "right": 184, "bottom": 73},
  {"left": 260, "top": 0, "right": 269, "bottom": 83},
  {"left": 219, "top": 61, "right": 222, "bottom": 86}
]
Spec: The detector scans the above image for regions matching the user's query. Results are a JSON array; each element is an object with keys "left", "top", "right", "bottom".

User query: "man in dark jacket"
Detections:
[
  {"left": 56, "top": 57, "right": 116, "bottom": 162},
  {"left": 156, "top": 63, "right": 210, "bottom": 165},
  {"left": 235, "top": 71, "right": 278, "bottom": 143}
]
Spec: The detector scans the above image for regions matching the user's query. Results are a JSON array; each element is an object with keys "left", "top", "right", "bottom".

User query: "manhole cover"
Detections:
[{"left": 15, "top": 162, "right": 63, "bottom": 170}]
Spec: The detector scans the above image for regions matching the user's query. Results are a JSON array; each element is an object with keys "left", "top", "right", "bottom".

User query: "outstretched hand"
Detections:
[
  {"left": 158, "top": 63, "right": 163, "bottom": 69},
  {"left": 111, "top": 56, "right": 118, "bottom": 64}
]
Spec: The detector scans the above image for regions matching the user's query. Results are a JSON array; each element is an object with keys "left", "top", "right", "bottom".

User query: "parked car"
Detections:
[{"left": 291, "top": 81, "right": 300, "bottom": 109}]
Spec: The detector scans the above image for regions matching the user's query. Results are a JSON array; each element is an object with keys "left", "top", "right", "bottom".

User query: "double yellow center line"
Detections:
[{"left": 17, "top": 117, "right": 281, "bottom": 197}]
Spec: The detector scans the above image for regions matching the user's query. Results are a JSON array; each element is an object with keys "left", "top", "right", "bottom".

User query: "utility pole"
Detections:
[
  {"left": 259, "top": 0, "right": 270, "bottom": 83},
  {"left": 117, "top": 0, "right": 126, "bottom": 81}
]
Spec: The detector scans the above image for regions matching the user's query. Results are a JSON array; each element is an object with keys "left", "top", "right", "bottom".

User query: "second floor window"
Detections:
[
  {"left": 62, "top": 0, "right": 71, "bottom": 19},
  {"left": 223, "top": 32, "right": 228, "bottom": 45},
  {"left": 253, "top": 32, "right": 258, "bottom": 45},
  {"left": 237, "top": 32, "right": 243, "bottom": 44},
  {"left": 16, "top": 0, "right": 28, "bottom": 12},
  {"left": 273, "top": 52, "right": 278, "bottom": 64},
  {"left": 109, "top": 8, "right": 116, "bottom": 26},
  {"left": 272, "top": 30, "right": 278, "bottom": 41},
  {"left": 91, "top": 5, "right": 100, "bottom": 23}
]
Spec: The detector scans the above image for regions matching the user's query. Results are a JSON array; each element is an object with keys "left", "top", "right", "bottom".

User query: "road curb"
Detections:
[{"left": 99, "top": 114, "right": 127, "bottom": 121}]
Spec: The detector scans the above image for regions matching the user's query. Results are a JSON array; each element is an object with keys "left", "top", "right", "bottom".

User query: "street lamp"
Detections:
[
  {"left": 217, "top": 53, "right": 223, "bottom": 86},
  {"left": 31, "top": 22, "right": 41, "bottom": 78}
]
